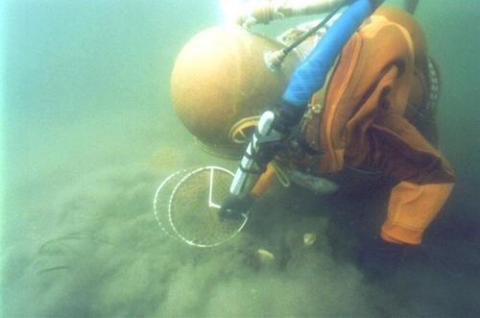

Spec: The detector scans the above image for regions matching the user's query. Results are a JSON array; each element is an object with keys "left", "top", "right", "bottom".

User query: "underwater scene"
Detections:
[{"left": 2, "top": 0, "right": 480, "bottom": 317}]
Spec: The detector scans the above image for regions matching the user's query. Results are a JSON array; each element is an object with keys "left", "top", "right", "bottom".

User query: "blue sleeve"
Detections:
[{"left": 282, "top": 0, "right": 375, "bottom": 108}]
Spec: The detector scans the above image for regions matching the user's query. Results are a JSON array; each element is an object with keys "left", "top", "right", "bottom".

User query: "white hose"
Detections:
[{"left": 236, "top": 0, "right": 346, "bottom": 27}]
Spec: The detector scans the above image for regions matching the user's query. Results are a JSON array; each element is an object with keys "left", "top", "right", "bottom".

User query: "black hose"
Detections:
[{"left": 282, "top": 0, "right": 348, "bottom": 56}]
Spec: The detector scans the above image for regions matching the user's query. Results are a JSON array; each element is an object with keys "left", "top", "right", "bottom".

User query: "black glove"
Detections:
[
  {"left": 357, "top": 237, "right": 407, "bottom": 280},
  {"left": 271, "top": 100, "right": 305, "bottom": 135},
  {"left": 218, "top": 194, "right": 255, "bottom": 220},
  {"left": 252, "top": 100, "right": 306, "bottom": 167}
]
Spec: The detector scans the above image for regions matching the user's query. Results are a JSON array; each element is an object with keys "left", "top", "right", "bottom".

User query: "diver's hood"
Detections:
[{"left": 170, "top": 26, "right": 299, "bottom": 159}]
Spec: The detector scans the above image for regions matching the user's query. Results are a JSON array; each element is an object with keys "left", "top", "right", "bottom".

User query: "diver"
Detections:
[{"left": 170, "top": 0, "right": 454, "bottom": 276}]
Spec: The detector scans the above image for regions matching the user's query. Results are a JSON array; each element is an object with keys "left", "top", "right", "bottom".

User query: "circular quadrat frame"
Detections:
[{"left": 153, "top": 166, "right": 248, "bottom": 248}]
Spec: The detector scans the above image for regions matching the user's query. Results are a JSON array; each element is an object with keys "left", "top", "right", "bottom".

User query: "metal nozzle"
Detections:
[{"left": 264, "top": 49, "right": 288, "bottom": 71}]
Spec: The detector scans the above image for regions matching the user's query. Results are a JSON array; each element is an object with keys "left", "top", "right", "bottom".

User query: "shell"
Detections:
[
  {"left": 303, "top": 232, "right": 317, "bottom": 247},
  {"left": 256, "top": 248, "right": 275, "bottom": 264}
]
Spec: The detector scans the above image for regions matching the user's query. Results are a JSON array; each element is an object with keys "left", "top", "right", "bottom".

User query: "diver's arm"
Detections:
[
  {"left": 233, "top": 0, "right": 385, "bottom": 197},
  {"left": 404, "top": 0, "right": 419, "bottom": 14},
  {"left": 250, "top": 164, "right": 277, "bottom": 198},
  {"left": 221, "top": 0, "right": 383, "bottom": 218}
]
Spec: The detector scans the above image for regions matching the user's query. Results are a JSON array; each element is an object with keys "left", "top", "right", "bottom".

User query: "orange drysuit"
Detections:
[{"left": 251, "top": 7, "right": 455, "bottom": 245}]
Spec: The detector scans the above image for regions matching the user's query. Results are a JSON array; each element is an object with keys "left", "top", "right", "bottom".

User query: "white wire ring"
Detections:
[
  {"left": 167, "top": 166, "right": 248, "bottom": 248},
  {"left": 153, "top": 169, "right": 189, "bottom": 239}
]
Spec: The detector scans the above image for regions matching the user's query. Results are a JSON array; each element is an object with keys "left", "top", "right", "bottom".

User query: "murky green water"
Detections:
[{"left": 2, "top": 1, "right": 479, "bottom": 317}]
